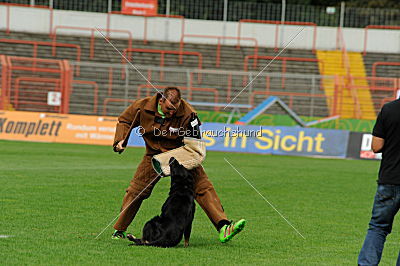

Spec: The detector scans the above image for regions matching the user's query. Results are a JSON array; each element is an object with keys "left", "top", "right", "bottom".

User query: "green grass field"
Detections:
[{"left": 1, "top": 140, "right": 399, "bottom": 265}]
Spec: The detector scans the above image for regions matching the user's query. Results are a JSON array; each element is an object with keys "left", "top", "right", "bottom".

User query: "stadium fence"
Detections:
[{"left": 1, "top": 0, "right": 399, "bottom": 28}]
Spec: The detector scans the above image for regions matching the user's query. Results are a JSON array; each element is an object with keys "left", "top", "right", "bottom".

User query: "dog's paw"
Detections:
[{"left": 126, "top": 233, "right": 137, "bottom": 242}]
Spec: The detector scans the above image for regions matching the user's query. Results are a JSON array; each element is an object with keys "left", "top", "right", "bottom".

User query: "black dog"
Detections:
[{"left": 128, "top": 157, "right": 195, "bottom": 247}]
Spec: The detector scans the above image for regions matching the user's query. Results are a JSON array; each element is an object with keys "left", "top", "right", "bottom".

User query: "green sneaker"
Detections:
[
  {"left": 219, "top": 219, "right": 247, "bottom": 243},
  {"left": 111, "top": 230, "right": 126, "bottom": 240}
]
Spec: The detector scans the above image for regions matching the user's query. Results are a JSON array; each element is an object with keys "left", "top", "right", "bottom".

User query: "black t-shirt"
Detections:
[{"left": 372, "top": 99, "right": 400, "bottom": 184}]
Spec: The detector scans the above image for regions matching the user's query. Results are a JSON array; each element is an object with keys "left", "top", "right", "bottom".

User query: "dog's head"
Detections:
[{"left": 169, "top": 157, "right": 193, "bottom": 182}]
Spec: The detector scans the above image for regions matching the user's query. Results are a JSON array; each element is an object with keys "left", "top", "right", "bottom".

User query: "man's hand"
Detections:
[
  {"left": 113, "top": 140, "right": 125, "bottom": 154},
  {"left": 372, "top": 136, "right": 384, "bottom": 153}
]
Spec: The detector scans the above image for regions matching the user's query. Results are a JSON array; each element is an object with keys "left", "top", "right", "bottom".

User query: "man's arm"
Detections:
[
  {"left": 113, "top": 101, "right": 141, "bottom": 153},
  {"left": 371, "top": 106, "right": 385, "bottom": 154},
  {"left": 183, "top": 113, "right": 202, "bottom": 139},
  {"left": 372, "top": 136, "right": 384, "bottom": 153}
]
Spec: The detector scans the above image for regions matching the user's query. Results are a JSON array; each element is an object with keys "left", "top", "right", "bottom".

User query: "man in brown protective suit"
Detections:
[{"left": 111, "top": 87, "right": 246, "bottom": 243}]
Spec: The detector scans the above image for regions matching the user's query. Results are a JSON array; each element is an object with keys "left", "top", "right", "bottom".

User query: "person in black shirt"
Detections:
[{"left": 358, "top": 99, "right": 400, "bottom": 265}]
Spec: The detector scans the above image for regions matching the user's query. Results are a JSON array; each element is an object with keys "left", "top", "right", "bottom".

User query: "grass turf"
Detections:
[{"left": 0, "top": 140, "right": 399, "bottom": 265}]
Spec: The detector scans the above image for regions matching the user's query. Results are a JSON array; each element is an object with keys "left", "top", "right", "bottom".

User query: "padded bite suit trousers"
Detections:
[{"left": 114, "top": 155, "right": 228, "bottom": 231}]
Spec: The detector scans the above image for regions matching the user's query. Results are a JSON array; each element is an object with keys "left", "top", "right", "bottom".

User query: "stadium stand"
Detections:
[
  {"left": 0, "top": 30, "right": 320, "bottom": 73},
  {"left": 0, "top": 4, "right": 398, "bottom": 122},
  {"left": 0, "top": 29, "right": 328, "bottom": 118}
]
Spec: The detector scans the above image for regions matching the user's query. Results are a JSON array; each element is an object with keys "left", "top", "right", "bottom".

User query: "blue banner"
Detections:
[{"left": 127, "top": 123, "right": 350, "bottom": 158}]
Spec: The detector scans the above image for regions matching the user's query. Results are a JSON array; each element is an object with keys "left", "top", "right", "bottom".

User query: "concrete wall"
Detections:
[{"left": 0, "top": 5, "right": 399, "bottom": 53}]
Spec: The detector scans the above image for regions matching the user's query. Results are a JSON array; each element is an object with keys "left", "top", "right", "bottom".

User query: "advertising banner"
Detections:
[
  {"left": 127, "top": 123, "right": 350, "bottom": 158},
  {"left": 0, "top": 111, "right": 116, "bottom": 146},
  {"left": 346, "top": 132, "right": 382, "bottom": 160},
  {"left": 360, "top": 133, "right": 382, "bottom": 159},
  {"left": 0, "top": 111, "right": 350, "bottom": 158},
  {"left": 121, "top": 0, "right": 158, "bottom": 15}
]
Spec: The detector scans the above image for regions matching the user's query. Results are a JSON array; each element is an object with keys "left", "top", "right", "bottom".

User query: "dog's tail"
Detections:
[
  {"left": 128, "top": 234, "right": 177, "bottom": 248},
  {"left": 128, "top": 238, "right": 167, "bottom": 247},
  {"left": 127, "top": 234, "right": 147, "bottom": 246}
]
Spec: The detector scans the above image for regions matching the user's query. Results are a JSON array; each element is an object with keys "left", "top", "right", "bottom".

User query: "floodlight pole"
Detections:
[
  {"left": 340, "top": 1, "right": 345, "bottom": 28},
  {"left": 166, "top": 0, "right": 170, "bottom": 16},
  {"left": 108, "top": 0, "right": 112, "bottom": 13},
  {"left": 222, "top": 0, "right": 228, "bottom": 44},
  {"left": 165, "top": 0, "right": 171, "bottom": 41},
  {"left": 223, "top": 0, "right": 228, "bottom": 21},
  {"left": 280, "top": 0, "right": 286, "bottom": 48}
]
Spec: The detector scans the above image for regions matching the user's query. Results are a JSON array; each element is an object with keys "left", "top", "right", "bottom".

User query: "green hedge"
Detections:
[{"left": 197, "top": 110, "right": 375, "bottom": 133}]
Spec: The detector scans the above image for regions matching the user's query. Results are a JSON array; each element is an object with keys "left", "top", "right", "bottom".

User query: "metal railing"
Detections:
[
  {"left": 237, "top": 19, "right": 317, "bottom": 52},
  {"left": 51, "top": 26, "right": 133, "bottom": 60},
  {"left": 0, "top": 38, "right": 81, "bottom": 69},
  {"left": 243, "top": 56, "right": 323, "bottom": 89},
  {"left": 179, "top": 34, "right": 258, "bottom": 68},
  {"left": 0, "top": 55, "right": 334, "bottom": 117},
  {"left": 107, "top": 12, "right": 185, "bottom": 44},
  {"left": 0, "top": 55, "right": 71, "bottom": 113},
  {"left": 1, "top": 55, "right": 397, "bottom": 120},
  {"left": 1, "top": 0, "right": 399, "bottom": 28}
]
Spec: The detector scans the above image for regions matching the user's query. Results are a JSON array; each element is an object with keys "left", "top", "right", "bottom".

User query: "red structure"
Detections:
[
  {"left": 238, "top": 19, "right": 317, "bottom": 52},
  {"left": 372, "top": 61, "right": 400, "bottom": 78},
  {"left": 122, "top": 48, "right": 203, "bottom": 81},
  {"left": 0, "top": 55, "right": 71, "bottom": 113},
  {"left": 71, "top": 80, "right": 99, "bottom": 114},
  {"left": 51, "top": 26, "right": 133, "bottom": 59},
  {"left": 250, "top": 91, "right": 333, "bottom": 113},
  {"left": 14, "top": 77, "right": 61, "bottom": 111},
  {"left": 0, "top": 39, "right": 81, "bottom": 75},
  {"left": 136, "top": 84, "right": 219, "bottom": 110},
  {"left": 180, "top": 34, "right": 258, "bottom": 67},
  {"left": 243, "top": 55, "right": 324, "bottom": 89},
  {"left": 102, "top": 98, "right": 135, "bottom": 115}
]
